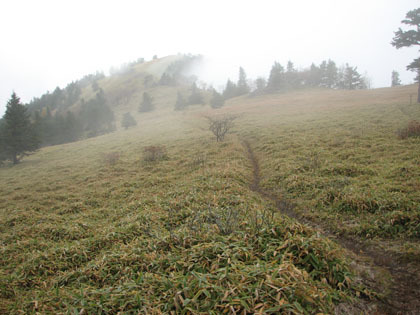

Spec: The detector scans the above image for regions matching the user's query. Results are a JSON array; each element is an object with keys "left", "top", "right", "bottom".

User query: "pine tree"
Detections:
[
  {"left": 285, "top": 61, "right": 299, "bottom": 89},
  {"left": 392, "top": 8, "right": 420, "bottom": 102},
  {"left": 188, "top": 83, "right": 204, "bottom": 105},
  {"left": 237, "top": 67, "right": 249, "bottom": 95},
  {"left": 63, "top": 111, "right": 82, "bottom": 142},
  {"left": 267, "top": 62, "right": 285, "bottom": 91},
  {"left": 174, "top": 92, "right": 188, "bottom": 110},
  {"left": 342, "top": 64, "right": 364, "bottom": 90},
  {"left": 254, "top": 77, "right": 267, "bottom": 94},
  {"left": 81, "top": 90, "right": 115, "bottom": 137},
  {"left": 1, "top": 92, "right": 39, "bottom": 164},
  {"left": 210, "top": 89, "right": 225, "bottom": 109},
  {"left": 391, "top": 70, "right": 402, "bottom": 87},
  {"left": 139, "top": 92, "right": 154, "bottom": 112},
  {"left": 121, "top": 112, "right": 137, "bottom": 129},
  {"left": 325, "top": 60, "right": 338, "bottom": 88},
  {"left": 223, "top": 79, "right": 237, "bottom": 99},
  {"left": 307, "top": 63, "right": 321, "bottom": 87}
]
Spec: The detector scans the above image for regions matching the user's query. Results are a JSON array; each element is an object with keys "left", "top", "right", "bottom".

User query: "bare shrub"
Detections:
[
  {"left": 103, "top": 151, "right": 120, "bottom": 165},
  {"left": 205, "top": 114, "right": 236, "bottom": 142},
  {"left": 397, "top": 120, "right": 420, "bottom": 139},
  {"left": 143, "top": 145, "right": 168, "bottom": 162},
  {"left": 190, "top": 153, "right": 207, "bottom": 169}
]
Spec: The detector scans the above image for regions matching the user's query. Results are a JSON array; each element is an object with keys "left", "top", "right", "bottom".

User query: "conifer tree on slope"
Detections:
[
  {"left": 392, "top": 7, "right": 420, "bottom": 102},
  {"left": 237, "top": 67, "right": 250, "bottom": 95},
  {"left": 1, "top": 92, "right": 39, "bottom": 164}
]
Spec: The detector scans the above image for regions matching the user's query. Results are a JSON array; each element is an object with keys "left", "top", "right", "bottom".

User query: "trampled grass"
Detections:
[{"left": 1, "top": 83, "right": 419, "bottom": 313}]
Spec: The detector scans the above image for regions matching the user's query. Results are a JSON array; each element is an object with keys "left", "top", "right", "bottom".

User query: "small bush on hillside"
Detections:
[
  {"left": 205, "top": 114, "right": 237, "bottom": 142},
  {"left": 143, "top": 145, "right": 168, "bottom": 162},
  {"left": 397, "top": 120, "right": 420, "bottom": 139},
  {"left": 190, "top": 153, "right": 207, "bottom": 169},
  {"left": 103, "top": 151, "right": 120, "bottom": 165}
]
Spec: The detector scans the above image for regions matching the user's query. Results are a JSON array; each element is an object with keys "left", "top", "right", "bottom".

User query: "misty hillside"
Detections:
[
  {"left": 2, "top": 1, "right": 420, "bottom": 313},
  {"left": 28, "top": 54, "right": 203, "bottom": 116},
  {"left": 1, "top": 68, "right": 420, "bottom": 313}
]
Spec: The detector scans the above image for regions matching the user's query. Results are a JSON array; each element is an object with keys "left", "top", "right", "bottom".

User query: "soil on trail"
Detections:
[{"left": 243, "top": 140, "right": 420, "bottom": 315}]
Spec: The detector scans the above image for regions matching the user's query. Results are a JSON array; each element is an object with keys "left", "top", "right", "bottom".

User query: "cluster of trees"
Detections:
[
  {"left": 28, "top": 72, "right": 105, "bottom": 114},
  {"left": 1, "top": 90, "right": 136, "bottom": 165},
  {"left": 220, "top": 61, "right": 368, "bottom": 101},
  {"left": 31, "top": 88, "right": 116, "bottom": 146},
  {"left": 79, "top": 89, "right": 115, "bottom": 138},
  {"left": 174, "top": 83, "right": 205, "bottom": 110},
  {"left": 256, "top": 60, "right": 368, "bottom": 94},
  {"left": 222, "top": 67, "right": 250, "bottom": 99},
  {"left": 21, "top": 89, "right": 115, "bottom": 151},
  {"left": 159, "top": 55, "right": 200, "bottom": 87}
]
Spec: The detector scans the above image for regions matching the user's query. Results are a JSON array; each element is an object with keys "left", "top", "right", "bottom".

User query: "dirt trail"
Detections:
[{"left": 243, "top": 140, "right": 420, "bottom": 315}]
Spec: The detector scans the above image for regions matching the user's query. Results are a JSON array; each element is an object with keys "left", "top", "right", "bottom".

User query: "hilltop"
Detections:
[{"left": 0, "top": 61, "right": 419, "bottom": 313}]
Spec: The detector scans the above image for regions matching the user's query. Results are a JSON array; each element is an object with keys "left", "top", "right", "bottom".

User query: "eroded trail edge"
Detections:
[{"left": 242, "top": 140, "right": 420, "bottom": 314}]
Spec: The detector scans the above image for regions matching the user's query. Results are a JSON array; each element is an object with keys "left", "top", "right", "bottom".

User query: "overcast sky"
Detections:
[{"left": 0, "top": 0, "right": 419, "bottom": 115}]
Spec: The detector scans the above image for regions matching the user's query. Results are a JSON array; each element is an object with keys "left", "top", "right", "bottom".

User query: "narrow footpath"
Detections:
[{"left": 243, "top": 140, "right": 420, "bottom": 315}]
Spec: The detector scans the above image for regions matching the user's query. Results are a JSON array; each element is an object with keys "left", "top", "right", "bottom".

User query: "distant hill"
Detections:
[
  {"left": 23, "top": 54, "right": 210, "bottom": 145},
  {"left": 27, "top": 54, "right": 203, "bottom": 116}
]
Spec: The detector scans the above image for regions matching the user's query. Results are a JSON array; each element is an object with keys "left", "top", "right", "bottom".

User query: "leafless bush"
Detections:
[
  {"left": 206, "top": 206, "right": 240, "bottom": 235},
  {"left": 103, "top": 151, "right": 120, "bottom": 165},
  {"left": 205, "top": 115, "right": 236, "bottom": 142},
  {"left": 143, "top": 145, "right": 168, "bottom": 162},
  {"left": 185, "top": 206, "right": 240, "bottom": 236},
  {"left": 397, "top": 120, "right": 420, "bottom": 139},
  {"left": 190, "top": 153, "right": 207, "bottom": 169}
]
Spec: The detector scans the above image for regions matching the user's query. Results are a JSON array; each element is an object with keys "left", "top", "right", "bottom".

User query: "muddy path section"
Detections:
[{"left": 242, "top": 140, "right": 420, "bottom": 315}]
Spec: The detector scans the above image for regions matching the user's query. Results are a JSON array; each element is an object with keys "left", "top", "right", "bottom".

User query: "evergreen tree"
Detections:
[
  {"left": 81, "top": 89, "right": 115, "bottom": 137},
  {"left": 307, "top": 63, "right": 321, "bottom": 87},
  {"left": 254, "top": 77, "right": 267, "bottom": 94},
  {"left": 63, "top": 111, "right": 82, "bottom": 142},
  {"left": 325, "top": 60, "right": 338, "bottom": 88},
  {"left": 392, "top": 8, "right": 420, "bottom": 102},
  {"left": 159, "top": 73, "right": 175, "bottom": 86},
  {"left": 0, "top": 92, "right": 39, "bottom": 164},
  {"left": 285, "top": 61, "right": 299, "bottom": 89},
  {"left": 342, "top": 64, "right": 364, "bottom": 90},
  {"left": 64, "top": 82, "right": 82, "bottom": 108},
  {"left": 188, "top": 83, "right": 204, "bottom": 105},
  {"left": 319, "top": 60, "right": 329, "bottom": 87},
  {"left": 0, "top": 119, "right": 6, "bottom": 164},
  {"left": 174, "top": 92, "right": 188, "bottom": 110},
  {"left": 121, "top": 112, "right": 137, "bottom": 129},
  {"left": 237, "top": 67, "right": 250, "bottom": 95},
  {"left": 223, "top": 79, "right": 237, "bottom": 99},
  {"left": 391, "top": 70, "right": 402, "bottom": 87},
  {"left": 139, "top": 92, "right": 154, "bottom": 112},
  {"left": 210, "top": 89, "right": 225, "bottom": 109},
  {"left": 267, "top": 62, "right": 285, "bottom": 91}
]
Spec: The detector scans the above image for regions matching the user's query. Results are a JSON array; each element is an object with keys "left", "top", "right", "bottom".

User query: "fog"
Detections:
[{"left": 0, "top": 0, "right": 419, "bottom": 114}]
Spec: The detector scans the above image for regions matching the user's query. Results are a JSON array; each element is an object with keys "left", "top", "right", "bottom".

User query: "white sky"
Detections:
[{"left": 0, "top": 0, "right": 419, "bottom": 115}]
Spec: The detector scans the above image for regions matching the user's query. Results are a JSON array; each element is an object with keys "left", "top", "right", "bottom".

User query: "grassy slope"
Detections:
[
  {"left": 1, "top": 83, "right": 419, "bottom": 313},
  {"left": 227, "top": 85, "right": 420, "bottom": 256},
  {"left": 68, "top": 55, "right": 198, "bottom": 124}
]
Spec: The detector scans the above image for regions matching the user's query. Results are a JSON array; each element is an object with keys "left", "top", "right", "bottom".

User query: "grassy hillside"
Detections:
[
  {"left": 56, "top": 55, "right": 206, "bottom": 127},
  {"left": 1, "top": 83, "right": 419, "bottom": 313}
]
